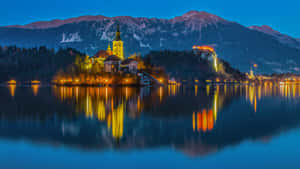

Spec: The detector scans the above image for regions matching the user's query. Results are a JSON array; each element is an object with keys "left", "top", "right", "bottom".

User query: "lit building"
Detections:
[
  {"left": 193, "top": 45, "right": 218, "bottom": 72},
  {"left": 81, "top": 23, "right": 143, "bottom": 75},
  {"left": 121, "top": 59, "right": 138, "bottom": 73},
  {"left": 91, "top": 50, "right": 110, "bottom": 69},
  {"left": 107, "top": 44, "right": 113, "bottom": 55},
  {"left": 112, "top": 24, "right": 124, "bottom": 60},
  {"left": 104, "top": 55, "right": 122, "bottom": 73}
]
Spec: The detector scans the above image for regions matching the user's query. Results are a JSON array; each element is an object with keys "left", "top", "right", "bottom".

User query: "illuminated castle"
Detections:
[{"left": 107, "top": 24, "right": 124, "bottom": 60}]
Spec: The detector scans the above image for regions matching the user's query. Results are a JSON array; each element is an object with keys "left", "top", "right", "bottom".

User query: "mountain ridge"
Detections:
[
  {"left": 3, "top": 11, "right": 229, "bottom": 30},
  {"left": 249, "top": 25, "right": 300, "bottom": 49}
]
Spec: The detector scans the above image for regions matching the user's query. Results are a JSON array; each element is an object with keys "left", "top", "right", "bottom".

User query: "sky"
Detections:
[{"left": 0, "top": 0, "right": 299, "bottom": 37}]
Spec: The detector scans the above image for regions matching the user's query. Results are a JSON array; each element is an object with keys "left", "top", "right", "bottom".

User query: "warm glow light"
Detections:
[
  {"left": 193, "top": 45, "right": 215, "bottom": 53},
  {"left": 112, "top": 103, "right": 124, "bottom": 139},
  {"left": 214, "top": 57, "right": 218, "bottom": 72},
  {"left": 74, "top": 78, "right": 80, "bottom": 83},
  {"left": 32, "top": 84, "right": 40, "bottom": 96},
  {"left": 159, "top": 87, "right": 163, "bottom": 102},
  {"left": 31, "top": 80, "right": 40, "bottom": 84},
  {"left": 206, "top": 85, "right": 210, "bottom": 96},
  {"left": 7, "top": 80, "right": 16, "bottom": 84},
  {"left": 193, "top": 112, "right": 196, "bottom": 132},
  {"left": 8, "top": 84, "right": 16, "bottom": 97}
]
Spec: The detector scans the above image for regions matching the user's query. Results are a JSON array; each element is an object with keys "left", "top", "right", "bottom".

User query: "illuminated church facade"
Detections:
[
  {"left": 87, "top": 24, "right": 145, "bottom": 74},
  {"left": 111, "top": 24, "right": 124, "bottom": 60}
]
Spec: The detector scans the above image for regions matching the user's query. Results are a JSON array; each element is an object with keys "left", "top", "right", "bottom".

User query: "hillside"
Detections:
[{"left": 144, "top": 50, "right": 245, "bottom": 81}]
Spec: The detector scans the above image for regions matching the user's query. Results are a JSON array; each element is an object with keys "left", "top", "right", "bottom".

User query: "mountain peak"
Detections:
[
  {"left": 182, "top": 11, "right": 216, "bottom": 18},
  {"left": 173, "top": 10, "right": 226, "bottom": 23},
  {"left": 170, "top": 11, "right": 227, "bottom": 31}
]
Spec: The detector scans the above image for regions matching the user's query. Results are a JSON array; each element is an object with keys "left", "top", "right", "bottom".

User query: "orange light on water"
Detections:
[
  {"left": 197, "top": 112, "right": 202, "bottom": 132},
  {"left": 202, "top": 109, "right": 208, "bottom": 132},
  {"left": 32, "top": 84, "right": 40, "bottom": 96},
  {"left": 31, "top": 80, "right": 40, "bottom": 84},
  {"left": 74, "top": 78, "right": 80, "bottom": 83},
  {"left": 194, "top": 109, "right": 215, "bottom": 133},
  {"left": 208, "top": 109, "right": 214, "bottom": 130},
  {"left": 8, "top": 84, "right": 16, "bottom": 97},
  {"left": 7, "top": 80, "right": 16, "bottom": 84}
]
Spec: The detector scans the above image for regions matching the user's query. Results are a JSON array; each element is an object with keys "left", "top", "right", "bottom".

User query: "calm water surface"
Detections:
[{"left": 0, "top": 84, "right": 300, "bottom": 169}]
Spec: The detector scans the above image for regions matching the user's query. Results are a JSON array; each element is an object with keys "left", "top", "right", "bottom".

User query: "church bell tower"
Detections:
[{"left": 113, "top": 24, "right": 124, "bottom": 60}]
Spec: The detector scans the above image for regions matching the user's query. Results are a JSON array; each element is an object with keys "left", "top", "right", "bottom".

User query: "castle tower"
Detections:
[
  {"left": 107, "top": 43, "right": 112, "bottom": 55},
  {"left": 113, "top": 24, "right": 124, "bottom": 60}
]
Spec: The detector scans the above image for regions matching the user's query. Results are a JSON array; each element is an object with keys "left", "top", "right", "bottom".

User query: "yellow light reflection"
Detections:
[
  {"left": 112, "top": 103, "right": 124, "bottom": 139},
  {"left": 32, "top": 84, "right": 40, "bottom": 96},
  {"left": 195, "top": 85, "right": 198, "bottom": 96},
  {"left": 8, "top": 84, "right": 16, "bottom": 97}
]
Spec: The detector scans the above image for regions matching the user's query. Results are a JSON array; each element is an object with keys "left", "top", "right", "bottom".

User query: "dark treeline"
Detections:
[
  {"left": 144, "top": 50, "right": 245, "bottom": 81},
  {"left": 0, "top": 46, "right": 85, "bottom": 82},
  {"left": 0, "top": 46, "right": 245, "bottom": 83}
]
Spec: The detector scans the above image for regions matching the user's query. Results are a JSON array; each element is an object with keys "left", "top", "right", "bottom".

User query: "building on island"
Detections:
[
  {"left": 91, "top": 50, "right": 110, "bottom": 68},
  {"left": 104, "top": 55, "right": 122, "bottom": 73},
  {"left": 107, "top": 44, "right": 113, "bottom": 55},
  {"left": 83, "top": 24, "right": 139, "bottom": 74},
  {"left": 121, "top": 59, "right": 138, "bottom": 74},
  {"left": 193, "top": 45, "right": 218, "bottom": 72}
]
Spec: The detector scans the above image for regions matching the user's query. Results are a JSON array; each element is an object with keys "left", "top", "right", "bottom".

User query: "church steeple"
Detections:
[
  {"left": 114, "top": 24, "right": 121, "bottom": 41},
  {"left": 107, "top": 43, "right": 112, "bottom": 55},
  {"left": 112, "top": 23, "right": 124, "bottom": 60}
]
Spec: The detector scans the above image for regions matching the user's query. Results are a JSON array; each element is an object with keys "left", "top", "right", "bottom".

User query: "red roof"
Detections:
[{"left": 93, "top": 50, "right": 109, "bottom": 58}]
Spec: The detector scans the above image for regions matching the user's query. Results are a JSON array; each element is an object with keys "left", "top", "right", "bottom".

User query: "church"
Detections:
[{"left": 89, "top": 23, "right": 141, "bottom": 74}]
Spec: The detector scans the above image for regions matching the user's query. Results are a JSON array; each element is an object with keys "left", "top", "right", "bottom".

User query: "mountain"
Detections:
[
  {"left": 1, "top": 10, "right": 300, "bottom": 74},
  {"left": 249, "top": 25, "right": 300, "bottom": 50}
]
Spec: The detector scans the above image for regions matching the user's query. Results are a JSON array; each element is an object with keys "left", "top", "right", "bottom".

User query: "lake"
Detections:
[{"left": 0, "top": 84, "right": 300, "bottom": 169}]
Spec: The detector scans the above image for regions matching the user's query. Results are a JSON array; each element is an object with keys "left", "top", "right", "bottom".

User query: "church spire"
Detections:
[
  {"left": 114, "top": 23, "right": 121, "bottom": 41},
  {"left": 107, "top": 43, "right": 112, "bottom": 55},
  {"left": 112, "top": 23, "right": 124, "bottom": 60}
]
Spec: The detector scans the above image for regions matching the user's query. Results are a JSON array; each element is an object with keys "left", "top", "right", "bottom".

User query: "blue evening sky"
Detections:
[{"left": 1, "top": 0, "right": 299, "bottom": 37}]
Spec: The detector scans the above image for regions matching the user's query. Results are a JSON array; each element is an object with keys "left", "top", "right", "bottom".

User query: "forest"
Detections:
[{"left": 0, "top": 46, "right": 85, "bottom": 82}]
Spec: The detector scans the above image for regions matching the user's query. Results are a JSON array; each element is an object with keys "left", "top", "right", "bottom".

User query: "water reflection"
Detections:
[
  {"left": 1, "top": 84, "right": 300, "bottom": 157},
  {"left": 193, "top": 109, "right": 215, "bottom": 132},
  {"left": 8, "top": 84, "right": 16, "bottom": 97},
  {"left": 32, "top": 84, "right": 39, "bottom": 96}
]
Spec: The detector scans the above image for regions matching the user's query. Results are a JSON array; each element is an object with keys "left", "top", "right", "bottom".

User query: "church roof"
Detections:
[
  {"left": 104, "top": 55, "right": 121, "bottom": 62},
  {"left": 93, "top": 50, "right": 109, "bottom": 58},
  {"left": 121, "top": 58, "right": 138, "bottom": 65}
]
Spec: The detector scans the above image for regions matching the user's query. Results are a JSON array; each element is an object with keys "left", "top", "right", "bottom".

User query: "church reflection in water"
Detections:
[
  {"left": 51, "top": 85, "right": 228, "bottom": 138},
  {"left": 2, "top": 83, "right": 300, "bottom": 157}
]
